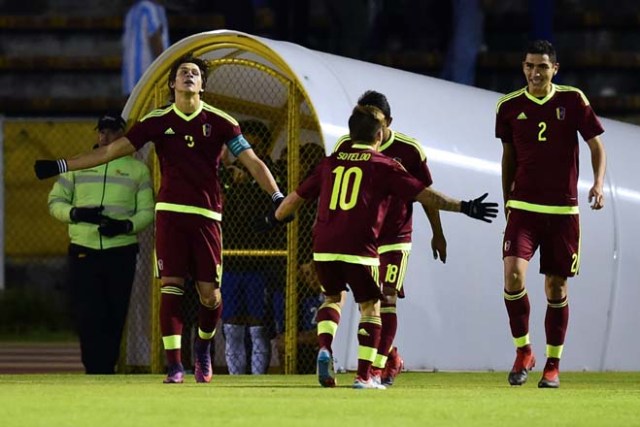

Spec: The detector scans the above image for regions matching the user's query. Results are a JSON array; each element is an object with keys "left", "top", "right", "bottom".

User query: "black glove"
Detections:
[
  {"left": 460, "top": 193, "right": 499, "bottom": 223},
  {"left": 34, "top": 159, "right": 68, "bottom": 180},
  {"left": 254, "top": 210, "right": 282, "bottom": 233},
  {"left": 271, "top": 191, "right": 295, "bottom": 224},
  {"left": 98, "top": 218, "right": 133, "bottom": 237},
  {"left": 70, "top": 206, "right": 105, "bottom": 224}
]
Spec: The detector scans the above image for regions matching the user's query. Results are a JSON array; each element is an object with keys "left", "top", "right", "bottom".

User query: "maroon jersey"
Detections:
[
  {"left": 334, "top": 131, "right": 433, "bottom": 246},
  {"left": 126, "top": 102, "right": 242, "bottom": 218},
  {"left": 296, "top": 142, "right": 426, "bottom": 264},
  {"left": 495, "top": 84, "right": 604, "bottom": 208}
]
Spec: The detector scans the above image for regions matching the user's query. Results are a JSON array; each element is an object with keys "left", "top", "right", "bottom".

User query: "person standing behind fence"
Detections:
[
  {"left": 122, "top": 0, "right": 169, "bottom": 96},
  {"left": 35, "top": 54, "right": 287, "bottom": 384},
  {"left": 47, "top": 112, "right": 154, "bottom": 374}
]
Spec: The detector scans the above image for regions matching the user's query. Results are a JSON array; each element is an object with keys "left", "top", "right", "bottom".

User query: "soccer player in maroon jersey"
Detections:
[
  {"left": 261, "top": 104, "right": 498, "bottom": 389},
  {"left": 34, "top": 53, "right": 286, "bottom": 384},
  {"left": 495, "top": 40, "right": 606, "bottom": 388},
  {"left": 332, "top": 90, "right": 447, "bottom": 387}
]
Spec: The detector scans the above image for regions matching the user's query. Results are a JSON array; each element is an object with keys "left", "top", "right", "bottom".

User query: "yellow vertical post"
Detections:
[
  {"left": 284, "top": 84, "right": 301, "bottom": 374},
  {"left": 149, "top": 84, "right": 164, "bottom": 374}
]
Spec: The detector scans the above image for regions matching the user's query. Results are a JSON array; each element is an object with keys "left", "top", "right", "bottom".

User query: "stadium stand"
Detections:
[{"left": 0, "top": 1, "right": 639, "bottom": 118}]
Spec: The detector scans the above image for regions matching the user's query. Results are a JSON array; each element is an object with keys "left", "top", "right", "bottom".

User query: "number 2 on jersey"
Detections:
[
  {"left": 330, "top": 166, "right": 363, "bottom": 210},
  {"left": 537, "top": 121, "right": 547, "bottom": 142}
]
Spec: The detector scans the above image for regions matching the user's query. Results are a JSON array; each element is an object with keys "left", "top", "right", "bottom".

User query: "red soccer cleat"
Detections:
[
  {"left": 381, "top": 347, "right": 404, "bottom": 386},
  {"left": 508, "top": 347, "right": 536, "bottom": 386},
  {"left": 538, "top": 360, "right": 560, "bottom": 388}
]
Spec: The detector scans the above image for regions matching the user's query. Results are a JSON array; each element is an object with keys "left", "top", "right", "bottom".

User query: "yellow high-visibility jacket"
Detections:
[{"left": 48, "top": 155, "right": 154, "bottom": 250}]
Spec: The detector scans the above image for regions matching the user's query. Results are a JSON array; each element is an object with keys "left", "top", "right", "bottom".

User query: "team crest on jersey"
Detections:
[
  {"left": 556, "top": 107, "right": 566, "bottom": 120},
  {"left": 203, "top": 123, "right": 212, "bottom": 137}
]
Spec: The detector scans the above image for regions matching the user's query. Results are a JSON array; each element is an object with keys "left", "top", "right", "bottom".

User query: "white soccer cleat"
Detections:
[{"left": 352, "top": 376, "right": 386, "bottom": 390}]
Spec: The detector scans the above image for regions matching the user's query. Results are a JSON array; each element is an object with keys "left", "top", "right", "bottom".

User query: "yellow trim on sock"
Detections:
[
  {"left": 162, "top": 335, "right": 182, "bottom": 350},
  {"left": 358, "top": 346, "right": 377, "bottom": 362},
  {"left": 319, "top": 302, "right": 342, "bottom": 315},
  {"left": 504, "top": 288, "right": 527, "bottom": 301},
  {"left": 373, "top": 354, "right": 388, "bottom": 369},
  {"left": 317, "top": 320, "right": 338, "bottom": 336},
  {"left": 548, "top": 298, "right": 568, "bottom": 309},
  {"left": 546, "top": 344, "right": 564, "bottom": 359},
  {"left": 380, "top": 306, "right": 397, "bottom": 314},
  {"left": 513, "top": 334, "right": 530, "bottom": 348},
  {"left": 198, "top": 328, "right": 216, "bottom": 340},
  {"left": 360, "top": 316, "right": 382, "bottom": 326},
  {"left": 160, "top": 286, "right": 184, "bottom": 296}
]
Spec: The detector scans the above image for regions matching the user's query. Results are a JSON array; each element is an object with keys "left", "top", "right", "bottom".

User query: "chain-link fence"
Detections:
[
  {"left": 3, "top": 49, "right": 326, "bottom": 374},
  {"left": 3, "top": 119, "right": 96, "bottom": 338}
]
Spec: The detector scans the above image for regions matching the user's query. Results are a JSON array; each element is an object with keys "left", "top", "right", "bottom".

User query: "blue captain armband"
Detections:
[{"left": 226, "top": 134, "right": 252, "bottom": 157}]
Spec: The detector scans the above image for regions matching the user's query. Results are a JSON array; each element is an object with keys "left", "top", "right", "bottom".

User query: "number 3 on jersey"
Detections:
[
  {"left": 330, "top": 166, "right": 363, "bottom": 210},
  {"left": 185, "top": 135, "right": 195, "bottom": 147}
]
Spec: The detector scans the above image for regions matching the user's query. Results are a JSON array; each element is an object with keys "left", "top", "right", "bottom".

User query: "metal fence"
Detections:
[{"left": 2, "top": 54, "right": 326, "bottom": 375}]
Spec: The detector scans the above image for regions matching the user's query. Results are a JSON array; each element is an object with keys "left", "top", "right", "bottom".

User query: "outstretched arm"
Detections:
[
  {"left": 414, "top": 187, "right": 460, "bottom": 212},
  {"left": 237, "top": 148, "right": 280, "bottom": 195},
  {"left": 415, "top": 188, "right": 498, "bottom": 223},
  {"left": 35, "top": 137, "right": 136, "bottom": 179},
  {"left": 275, "top": 191, "right": 305, "bottom": 221},
  {"left": 586, "top": 136, "right": 606, "bottom": 210},
  {"left": 255, "top": 191, "right": 304, "bottom": 232}
]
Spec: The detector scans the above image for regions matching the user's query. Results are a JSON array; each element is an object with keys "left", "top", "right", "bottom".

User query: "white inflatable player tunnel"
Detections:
[{"left": 125, "top": 30, "right": 640, "bottom": 373}]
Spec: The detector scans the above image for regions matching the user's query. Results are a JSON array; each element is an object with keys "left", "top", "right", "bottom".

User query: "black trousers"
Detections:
[{"left": 68, "top": 244, "right": 138, "bottom": 374}]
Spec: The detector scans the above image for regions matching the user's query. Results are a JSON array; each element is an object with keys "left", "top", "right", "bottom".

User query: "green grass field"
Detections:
[{"left": 1, "top": 372, "right": 640, "bottom": 427}]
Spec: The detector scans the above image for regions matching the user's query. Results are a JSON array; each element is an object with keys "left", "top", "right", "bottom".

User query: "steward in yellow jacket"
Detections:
[{"left": 47, "top": 112, "right": 154, "bottom": 374}]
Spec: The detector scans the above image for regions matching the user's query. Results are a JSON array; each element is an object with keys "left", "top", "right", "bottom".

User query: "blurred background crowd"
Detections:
[{"left": 1, "top": 0, "right": 640, "bottom": 123}]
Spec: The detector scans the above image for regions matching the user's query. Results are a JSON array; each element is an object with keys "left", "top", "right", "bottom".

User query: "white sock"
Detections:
[
  {"left": 223, "top": 323, "right": 247, "bottom": 374},
  {"left": 249, "top": 325, "right": 270, "bottom": 374}
]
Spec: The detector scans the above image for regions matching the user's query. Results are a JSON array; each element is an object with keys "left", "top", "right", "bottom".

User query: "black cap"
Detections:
[{"left": 96, "top": 112, "right": 126, "bottom": 131}]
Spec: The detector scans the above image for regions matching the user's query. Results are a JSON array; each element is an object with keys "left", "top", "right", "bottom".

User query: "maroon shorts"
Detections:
[
  {"left": 313, "top": 261, "right": 383, "bottom": 303},
  {"left": 379, "top": 250, "right": 411, "bottom": 298},
  {"left": 155, "top": 210, "right": 223, "bottom": 284},
  {"left": 503, "top": 209, "right": 581, "bottom": 277}
]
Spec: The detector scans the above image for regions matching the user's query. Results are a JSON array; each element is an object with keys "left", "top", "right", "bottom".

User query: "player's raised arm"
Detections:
[
  {"left": 34, "top": 137, "right": 136, "bottom": 180},
  {"left": 414, "top": 188, "right": 498, "bottom": 223}
]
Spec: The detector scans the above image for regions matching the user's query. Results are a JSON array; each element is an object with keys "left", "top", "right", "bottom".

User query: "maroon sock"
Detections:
[
  {"left": 198, "top": 300, "right": 222, "bottom": 337},
  {"left": 378, "top": 303, "right": 397, "bottom": 357},
  {"left": 545, "top": 297, "right": 569, "bottom": 346},
  {"left": 316, "top": 304, "right": 341, "bottom": 353},
  {"left": 356, "top": 317, "right": 381, "bottom": 380},
  {"left": 504, "top": 288, "right": 530, "bottom": 343},
  {"left": 160, "top": 285, "right": 184, "bottom": 365}
]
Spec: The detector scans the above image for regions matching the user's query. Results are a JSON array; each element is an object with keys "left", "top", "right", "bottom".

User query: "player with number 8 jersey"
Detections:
[{"left": 268, "top": 104, "right": 498, "bottom": 389}]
